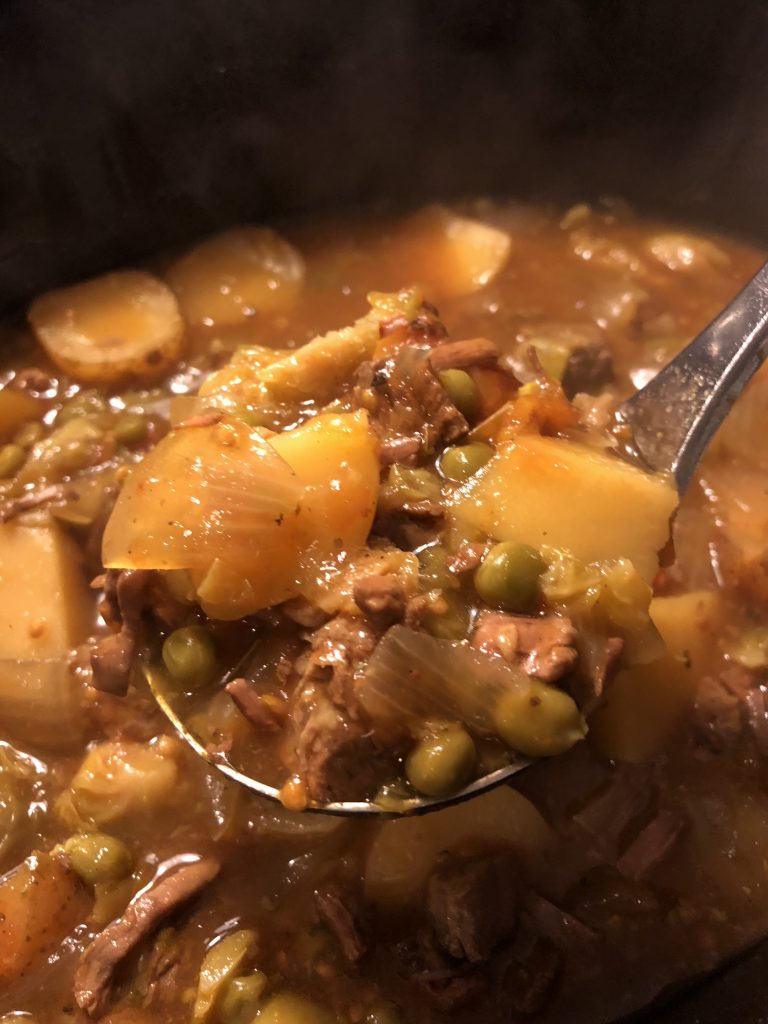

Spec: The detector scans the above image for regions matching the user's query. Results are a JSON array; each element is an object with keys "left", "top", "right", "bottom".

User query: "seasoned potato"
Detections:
[
  {"left": 590, "top": 589, "right": 722, "bottom": 761},
  {"left": 451, "top": 435, "right": 678, "bottom": 583},
  {"left": 0, "top": 387, "right": 46, "bottom": 441},
  {"left": 0, "top": 522, "right": 92, "bottom": 658},
  {"left": 166, "top": 226, "right": 305, "bottom": 329},
  {"left": 0, "top": 853, "right": 88, "bottom": 982},
  {"left": 28, "top": 270, "right": 185, "bottom": 385}
]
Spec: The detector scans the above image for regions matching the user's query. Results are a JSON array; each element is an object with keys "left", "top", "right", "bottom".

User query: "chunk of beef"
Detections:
[
  {"left": 472, "top": 611, "right": 578, "bottom": 684},
  {"left": 353, "top": 574, "right": 407, "bottom": 628},
  {"left": 74, "top": 856, "right": 219, "bottom": 1018},
  {"left": 379, "top": 435, "right": 422, "bottom": 466},
  {"left": 314, "top": 882, "right": 368, "bottom": 961},
  {"left": 427, "top": 852, "right": 519, "bottom": 963},
  {"left": 571, "top": 767, "right": 654, "bottom": 867},
  {"left": 446, "top": 542, "right": 486, "bottom": 575},
  {"left": 617, "top": 807, "right": 686, "bottom": 880},
  {"left": 295, "top": 692, "right": 398, "bottom": 804},
  {"left": 694, "top": 666, "right": 758, "bottom": 752},
  {"left": 297, "top": 615, "right": 378, "bottom": 712},
  {"left": 281, "top": 596, "right": 330, "bottom": 629},
  {"left": 428, "top": 337, "right": 500, "bottom": 372},
  {"left": 355, "top": 346, "right": 468, "bottom": 459},
  {"left": 374, "top": 498, "right": 444, "bottom": 551},
  {"left": 90, "top": 570, "right": 153, "bottom": 696},
  {"left": 561, "top": 345, "right": 615, "bottom": 399},
  {"left": 398, "top": 930, "right": 486, "bottom": 1011},
  {"left": 226, "top": 677, "right": 284, "bottom": 732},
  {"left": 523, "top": 892, "right": 597, "bottom": 951}
]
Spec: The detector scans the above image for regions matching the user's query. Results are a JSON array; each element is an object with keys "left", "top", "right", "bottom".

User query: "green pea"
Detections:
[
  {"left": 439, "top": 442, "right": 494, "bottom": 482},
  {"left": 405, "top": 726, "right": 476, "bottom": 798},
  {"left": 219, "top": 971, "right": 269, "bottom": 1024},
  {"left": 438, "top": 369, "right": 479, "bottom": 420},
  {"left": 257, "top": 993, "right": 335, "bottom": 1024},
  {"left": 494, "top": 681, "right": 586, "bottom": 757},
  {"left": 57, "top": 391, "right": 108, "bottom": 424},
  {"left": 63, "top": 832, "right": 133, "bottom": 885},
  {"left": 162, "top": 625, "right": 218, "bottom": 689},
  {"left": 0, "top": 443, "right": 26, "bottom": 478},
  {"left": 366, "top": 1004, "right": 404, "bottom": 1024},
  {"left": 113, "top": 412, "right": 148, "bottom": 446},
  {"left": 474, "top": 541, "right": 546, "bottom": 612}
]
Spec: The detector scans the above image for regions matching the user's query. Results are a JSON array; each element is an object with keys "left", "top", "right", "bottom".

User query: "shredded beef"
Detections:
[
  {"left": 379, "top": 435, "right": 422, "bottom": 466},
  {"left": 694, "top": 666, "right": 758, "bottom": 752},
  {"left": 353, "top": 574, "right": 407, "bottom": 628},
  {"left": 427, "top": 852, "right": 519, "bottom": 963},
  {"left": 74, "top": 856, "right": 219, "bottom": 1018},
  {"left": 226, "top": 677, "right": 283, "bottom": 732},
  {"left": 314, "top": 882, "right": 368, "bottom": 961},
  {"left": 398, "top": 930, "right": 486, "bottom": 1011},
  {"left": 295, "top": 692, "right": 398, "bottom": 804},
  {"left": 472, "top": 611, "right": 578, "bottom": 684},
  {"left": 428, "top": 337, "right": 500, "bottom": 372},
  {"left": 501, "top": 933, "right": 562, "bottom": 1016},
  {"left": 561, "top": 345, "right": 615, "bottom": 398},
  {"left": 90, "top": 570, "right": 153, "bottom": 696},
  {"left": 571, "top": 767, "right": 654, "bottom": 867},
  {"left": 446, "top": 542, "right": 486, "bottom": 575},
  {"left": 297, "top": 615, "right": 378, "bottom": 712},
  {"left": 0, "top": 482, "right": 73, "bottom": 522},
  {"left": 355, "top": 346, "right": 468, "bottom": 459},
  {"left": 617, "top": 807, "right": 686, "bottom": 880},
  {"left": 374, "top": 498, "right": 444, "bottom": 551}
]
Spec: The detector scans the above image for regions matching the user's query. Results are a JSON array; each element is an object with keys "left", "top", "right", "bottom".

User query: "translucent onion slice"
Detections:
[
  {"left": 359, "top": 625, "right": 530, "bottom": 733},
  {"left": 102, "top": 417, "right": 305, "bottom": 577},
  {"left": 0, "top": 659, "right": 87, "bottom": 751},
  {"left": 28, "top": 270, "right": 185, "bottom": 384}
]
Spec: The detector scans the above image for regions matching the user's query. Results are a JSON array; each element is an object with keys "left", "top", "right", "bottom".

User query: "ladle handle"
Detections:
[{"left": 619, "top": 260, "right": 768, "bottom": 493}]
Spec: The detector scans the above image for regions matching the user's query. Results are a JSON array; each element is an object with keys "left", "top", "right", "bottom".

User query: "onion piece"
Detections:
[
  {"left": 0, "top": 659, "right": 87, "bottom": 751},
  {"left": 359, "top": 625, "right": 530, "bottom": 734}
]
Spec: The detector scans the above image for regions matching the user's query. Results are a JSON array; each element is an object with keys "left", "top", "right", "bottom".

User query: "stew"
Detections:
[{"left": 0, "top": 199, "right": 766, "bottom": 1024}]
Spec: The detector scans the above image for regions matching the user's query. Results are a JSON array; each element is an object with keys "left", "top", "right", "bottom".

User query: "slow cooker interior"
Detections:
[{"left": 1, "top": 1, "right": 767, "bottom": 1019}]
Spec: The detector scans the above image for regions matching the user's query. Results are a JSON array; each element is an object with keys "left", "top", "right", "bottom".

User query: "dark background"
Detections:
[{"left": 2, "top": 0, "right": 768, "bottom": 1017}]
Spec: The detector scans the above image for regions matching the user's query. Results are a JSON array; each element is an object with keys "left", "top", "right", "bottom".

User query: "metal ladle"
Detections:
[{"left": 147, "top": 259, "right": 768, "bottom": 817}]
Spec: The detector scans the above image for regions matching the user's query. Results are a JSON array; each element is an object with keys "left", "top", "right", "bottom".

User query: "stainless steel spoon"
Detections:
[{"left": 146, "top": 259, "right": 768, "bottom": 817}]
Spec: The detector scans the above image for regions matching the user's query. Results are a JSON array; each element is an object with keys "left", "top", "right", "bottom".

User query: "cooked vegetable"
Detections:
[
  {"left": 68, "top": 739, "right": 181, "bottom": 825},
  {"left": 438, "top": 368, "right": 480, "bottom": 419},
  {"left": 493, "top": 680, "right": 586, "bottom": 757},
  {"left": 0, "top": 659, "right": 87, "bottom": 751},
  {"left": 192, "top": 928, "right": 258, "bottom": 1024},
  {"left": 103, "top": 411, "right": 379, "bottom": 617},
  {"left": 162, "top": 626, "right": 218, "bottom": 690},
  {"left": 256, "top": 993, "right": 335, "bottom": 1024},
  {"left": 405, "top": 726, "right": 477, "bottom": 797},
  {"left": 364, "top": 785, "right": 555, "bottom": 906},
  {"left": 218, "top": 972, "right": 269, "bottom": 1024},
  {"left": 0, "top": 523, "right": 92, "bottom": 658},
  {"left": 452, "top": 434, "right": 678, "bottom": 583},
  {"left": 438, "top": 441, "right": 494, "bottom": 482},
  {"left": 0, "top": 770, "right": 20, "bottom": 858},
  {"left": 28, "top": 270, "right": 185, "bottom": 384},
  {"left": 0, "top": 387, "right": 46, "bottom": 441},
  {"left": 166, "top": 227, "right": 305, "bottom": 329},
  {"left": 63, "top": 833, "right": 133, "bottom": 886},
  {"left": 112, "top": 411, "right": 148, "bottom": 446},
  {"left": 0, "top": 853, "right": 87, "bottom": 982},
  {"left": 728, "top": 626, "right": 768, "bottom": 669},
  {"left": 474, "top": 540, "right": 546, "bottom": 611},
  {"left": 0, "top": 443, "right": 26, "bottom": 478},
  {"left": 645, "top": 232, "right": 729, "bottom": 272}
]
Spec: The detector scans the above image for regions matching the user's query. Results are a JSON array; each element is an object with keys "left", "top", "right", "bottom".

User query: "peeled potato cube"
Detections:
[
  {"left": 0, "top": 522, "right": 92, "bottom": 658},
  {"left": 388, "top": 205, "right": 512, "bottom": 297},
  {"left": 166, "top": 226, "right": 305, "bottom": 329},
  {"left": 451, "top": 435, "right": 677, "bottom": 583},
  {"left": 28, "top": 270, "right": 184, "bottom": 385}
]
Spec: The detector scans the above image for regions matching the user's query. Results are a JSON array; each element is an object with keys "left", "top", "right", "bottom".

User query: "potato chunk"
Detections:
[
  {"left": 0, "top": 522, "right": 92, "bottom": 658},
  {"left": 166, "top": 226, "right": 304, "bottom": 329},
  {"left": 0, "top": 852, "right": 88, "bottom": 982},
  {"left": 591, "top": 589, "right": 722, "bottom": 761},
  {"left": 451, "top": 435, "right": 677, "bottom": 583},
  {"left": 28, "top": 270, "right": 185, "bottom": 385}
]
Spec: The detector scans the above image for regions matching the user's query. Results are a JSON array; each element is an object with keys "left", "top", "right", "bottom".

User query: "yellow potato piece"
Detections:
[
  {"left": 364, "top": 785, "right": 555, "bottom": 907},
  {"left": 0, "top": 387, "right": 45, "bottom": 441},
  {"left": 590, "top": 589, "right": 721, "bottom": 761},
  {"left": 451, "top": 435, "right": 677, "bottom": 583},
  {"left": 387, "top": 205, "right": 511, "bottom": 297},
  {"left": 28, "top": 270, "right": 185, "bottom": 384},
  {"left": 0, "top": 522, "right": 92, "bottom": 658},
  {"left": 0, "top": 853, "right": 88, "bottom": 983},
  {"left": 166, "top": 226, "right": 305, "bottom": 329}
]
